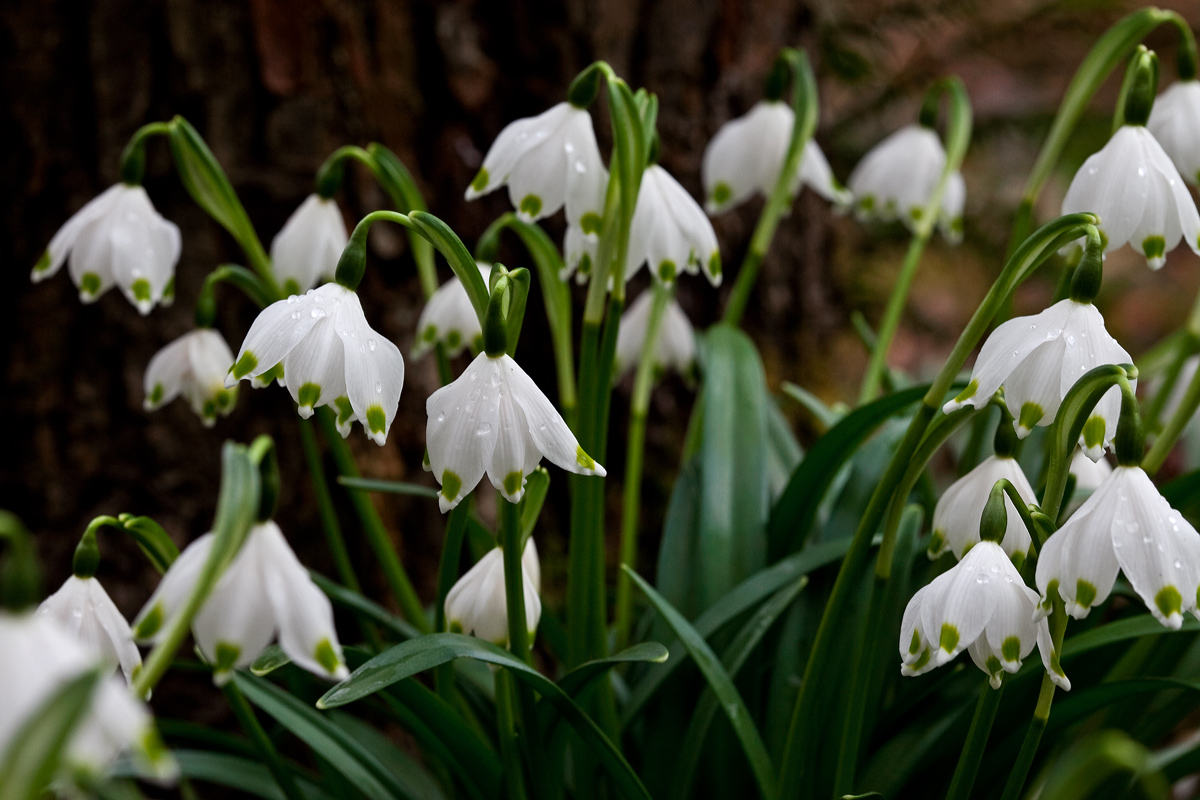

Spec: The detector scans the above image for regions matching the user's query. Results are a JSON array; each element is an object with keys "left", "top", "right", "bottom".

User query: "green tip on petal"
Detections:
[
  {"left": 148, "top": 383, "right": 164, "bottom": 406},
  {"left": 214, "top": 642, "right": 241, "bottom": 674},
  {"left": 939, "top": 623, "right": 959, "bottom": 654},
  {"left": 908, "top": 629, "right": 922, "bottom": 656},
  {"left": 441, "top": 470, "right": 463, "bottom": 504},
  {"left": 503, "top": 470, "right": 524, "bottom": 497},
  {"left": 711, "top": 182, "right": 732, "bottom": 207},
  {"left": 283, "top": 278, "right": 302, "bottom": 297},
  {"left": 952, "top": 379, "right": 977, "bottom": 405},
  {"left": 314, "top": 638, "right": 341, "bottom": 674},
  {"left": 708, "top": 251, "right": 722, "bottom": 278},
  {"left": 1001, "top": 636, "right": 1021, "bottom": 663},
  {"left": 1082, "top": 415, "right": 1106, "bottom": 451},
  {"left": 581, "top": 212, "right": 603, "bottom": 235},
  {"left": 657, "top": 260, "right": 677, "bottom": 283},
  {"left": 366, "top": 405, "right": 386, "bottom": 435},
  {"left": 470, "top": 168, "right": 490, "bottom": 193},
  {"left": 519, "top": 194, "right": 543, "bottom": 218},
  {"left": 448, "top": 620, "right": 464, "bottom": 634},
  {"left": 447, "top": 330, "right": 462, "bottom": 349},
  {"left": 334, "top": 396, "right": 354, "bottom": 427},
  {"left": 32, "top": 250, "right": 51, "bottom": 274},
  {"left": 231, "top": 351, "right": 259, "bottom": 380},
  {"left": 80, "top": 272, "right": 102, "bottom": 298},
  {"left": 422, "top": 325, "right": 438, "bottom": 343},
  {"left": 1075, "top": 579, "right": 1097, "bottom": 609},
  {"left": 927, "top": 530, "right": 946, "bottom": 557},
  {"left": 134, "top": 604, "right": 164, "bottom": 640},
  {"left": 576, "top": 446, "right": 597, "bottom": 471},
  {"left": 131, "top": 278, "right": 152, "bottom": 302},
  {"left": 298, "top": 383, "right": 322, "bottom": 409},
  {"left": 1018, "top": 402, "right": 1044, "bottom": 432},
  {"left": 1156, "top": 585, "right": 1183, "bottom": 619}
]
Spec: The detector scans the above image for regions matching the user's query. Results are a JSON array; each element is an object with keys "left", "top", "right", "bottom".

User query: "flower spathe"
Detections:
[
  {"left": 928, "top": 455, "right": 1036, "bottom": 565},
  {"left": 944, "top": 299, "right": 1134, "bottom": 459},
  {"left": 846, "top": 124, "right": 964, "bottom": 242},
  {"left": 701, "top": 100, "right": 850, "bottom": 213},
  {"left": 427, "top": 351, "right": 605, "bottom": 512},
  {"left": 225, "top": 282, "right": 404, "bottom": 445},
  {"left": 144, "top": 328, "right": 238, "bottom": 427},
  {"left": 1036, "top": 466, "right": 1200, "bottom": 629},
  {"left": 901, "top": 541, "right": 1067, "bottom": 690},
  {"left": 625, "top": 164, "right": 722, "bottom": 287},
  {"left": 413, "top": 263, "right": 491, "bottom": 359},
  {"left": 30, "top": 183, "right": 181, "bottom": 314},
  {"left": 614, "top": 290, "right": 696, "bottom": 379},
  {"left": 270, "top": 194, "right": 349, "bottom": 296},
  {"left": 0, "top": 611, "right": 174, "bottom": 781},
  {"left": 444, "top": 539, "right": 541, "bottom": 646},
  {"left": 133, "top": 520, "right": 349, "bottom": 685},
  {"left": 1148, "top": 81, "right": 1200, "bottom": 187},
  {"left": 38, "top": 575, "right": 142, "bottom": 687},
  {"left": 1061, "top": 124, "right": 1200, "bottom": 269}
]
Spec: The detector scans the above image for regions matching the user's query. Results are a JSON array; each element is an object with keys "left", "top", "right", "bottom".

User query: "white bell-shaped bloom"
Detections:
[
  {"left": 31, "top": 183, "right": 181, "bottom": 314},
  {"left": 225, "top": 282, "right": 404, "bottom": 445},
  {"left": 427, "top": 351, "right": 605, "bottom": 512},
  {"left": 900, "top": 541, "right": 1067, "bottom": 690},
  {"left": 563, "top": 220, "right": 601, "bottom": 283},
  {"left": 38, "top": 576, "right": 142, "bottom": 687},
  {"left": 625, "top": 164, "right": 722, "bottom": 287},
  {"left": 614, "top": 290, "right": 696, "bottom": 379},
  {"left": 1065, "top": 447, "right": 1113, "bottom": 517},
  {"left": 144, "top": 328, "right": 238, "bottom": 427},
  {"left": 444, "top": 539, "right": 541, "bottom": 646},
  {"left": 701, "top": 101, "right": 850, "bottom": 213},
  {"left": 1148, "top": 81, "right": 1200, "bottom": 187},
  {"left": 0, "top": 612, "right": 174, "bottom": 782},
  {"left": 944, "top": 299, "right": 1134, "bottom": 459},
  {"left": 133, "top": 520, "right": 348, "bottom": 686},
  {"left": 466, "top": 101, "right": 607, "bottom": 232},
  {"left": 847, "top": 124, "right": 964, "bottom": 242},
  {"left": 1037, "top": 466, "right": 1200, "bottom": 629},
  {"left": 270, "top": 194, "right": 348, "bottom": 296},
  {"left": 1061, "top": 125, "right": 1200, "bottom": 269},
  {"left": 928, "top": 455, "right": 1036, "bottom": 565},
  {"left": 413, "top": 263, "right": 491, "bottom": 359}
]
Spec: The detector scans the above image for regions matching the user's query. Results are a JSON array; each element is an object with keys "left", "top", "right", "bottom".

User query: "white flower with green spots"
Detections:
[
  {"left": 30, "top": 183, "right": 181, "bottom": 314},
  {"left": 943, "top": 299, "right": 1134, "bottom": 460},
  {"left": 413, "top": 263, "right": 491, "bottom": 359},
  {"left": 444, "top": 539, "right": 541, "bottom": 646},
  {"left": 1061, "top": 124, "right": 1200, "bottom": 269},
  {"left": 1148, "top": 81, "right": 1200, "bottom": 187},
  {"left": 1036, "top": 465, "right": 1200, "bottom": 630},
  {"left": 225, "top": 282, "right": 404, "bottom": 445},
  {"left": 928, "top": 455, "right": 1036, "bottom": 567},
  {"left": 901, "top": 541, "right": 1066, "bottom": 690},
  {"left": 426, "top": 351, "right": 605, "bottom": 512},
  {"left": 144, "top": 328, "right": 238, "bottom": 427},
  {"left": 847, "top": 124, "right": 964, "bottom": 243},
  {"left": 38, "top": 575, "right": 142, "bottom": 687},
  {"left": 702, "top": 100, "right": 849, "bottom": 213},
  {"left": 614, "top": 290, "right": 696, "bottom": 379},
  {"left": 1065, "top": 447, "right": 1112, "bottom": 516},
  {"left": 133, "top": 521, "right": 349, "bottom": 686},
  {"left": 625, "top": 164, "right": 722, "bottom": 287},
  {"left": 270, "top": 194, "right": 348, "bottom": 296}
]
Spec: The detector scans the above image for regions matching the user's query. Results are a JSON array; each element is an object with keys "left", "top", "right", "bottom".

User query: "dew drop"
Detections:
[
  {"left": 311, "top": 308, "right": 326, "bottom": 319},
  {"left": 470, "top": 372, "right": 478, "bottom": 382},
  {"left": 477, "top": 422, "right": 492, "bottom": 436},
  {"left": 575, "top": 162, "right": 587, "bottom": 173},
  {"left": 1066, "top": 335, "right": 1076, "bottom": 346},
  {"left": 375, "top": 382, "right": 382, "bottom": 393},
  {"left": 539, "top": 424, "right": 547, "bottom": 432},
  {"left": 1138, "top": 166, "right": 1146, "bottom": 177},
  {"left": 368, "top": 338, "right": 377, "bottom": 351},
  {"left": 287, "top": 296, "right": 297, "bottom": 304},
  {"left": 292, "top": 311, "right": 301, "bottom": 320},
  {"left": 976, "top": 575, "right": 989, "bottom": 584},
  {"left": 437, "top": 412, "right": 445, "bottom": 422},
  {"left": 1143, "top": 536, "right": 1153, "bottom": 544},
  {"left": 1175, "top": 560, "right": 1183, "bottom": 570}
]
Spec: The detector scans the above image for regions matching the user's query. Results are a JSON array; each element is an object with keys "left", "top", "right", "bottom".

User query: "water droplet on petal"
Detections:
[
  {"left": 368, "top": 339, "right": 377, "bottom": 351},
  {"left": 437, "top": 412, "right": 445, "bottom": 422},
  {"left": 311, "top": 308, "right": 326, "bottom": 319},
  {"left": 477, "top": 422, "right": 492, "bottom": 436},
  {"left": 375, "top": 382, "right": 382, "bottom": 393},
  {"left": 1175, "top": 560, "right": 1183, "bottom": 570},
  {"left": 288, "top": 296, "right": 297, "bottom": 304}
]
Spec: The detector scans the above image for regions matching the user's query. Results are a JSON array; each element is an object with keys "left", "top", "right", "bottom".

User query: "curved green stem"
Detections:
[
  {"left": 118, "top": 121, "right": 172, "bottom": 185},
  {"left": 0, "top": 510, "right": 40, "bottom": 611},
  {"left": 222, "top": 681, "right": 306, "bottom": 800}
]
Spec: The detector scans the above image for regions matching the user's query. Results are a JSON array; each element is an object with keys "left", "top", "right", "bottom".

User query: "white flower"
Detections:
[
  {"left": 900, "top": 541, "right": 1067, "bottom": 690},
  {"left": 614, "top": 291, "right": 696, "bottom": 379},
  {"left": 928, "top": 455, "right": 1036, "bottom": 565},
  {"left": 427, "top": 351, "right": 605, "bottom": 512},
  {"left": 563, "top": 220, "right": 601, "bottom": 283},
  {"left": 702, "top": 100, "right": 850, "bottom": 213},
  {"left": 1036, "top": 466, "right": 1200, "bottom": 629},
  {"left": 1061, "top": 124, "right": 1200, "bottom": 269},
  {"left": 466, "top": 101, "right": 607, "bottom": 231},
  {"left": 1065, "top": 447, "right": 1113, "bottom": 516},
  {"left": 1148, "top": 81, "right": 1200, "bottom": 187},
  {"left": 626, "top": 164, "right": 722, "bottom": 287},
  {"left": 846, "top": 124, "right": 964, "bottom": 242},
  {"left": 30, "top": 183, "right": 181, "bottom": 314},
  {"left": 133, "top": 521, "right": 348, "bottom": 685},
  {"left": 0, "top": 612, "right": 174, "bottom": 782},
  {"left": 38, "top": 576, "right": 142, "bottom": 687},
  {"left": 270, "top": 194, "right": 348, "bottom": 296},
  {"left": 944, "top": 299, "right": 1134, "bottom": 459},
  {"left": 225, "top": 282, "right": 404, "bottom": 445},
  {"left": 144, "top": 328, "right": 238, "bottom": 427},
  {"left": 444, "top": 539, "right": 541, "bottom": 646},
  {"left": 413, "top": 263, "right": 491, "bottom": 359}
]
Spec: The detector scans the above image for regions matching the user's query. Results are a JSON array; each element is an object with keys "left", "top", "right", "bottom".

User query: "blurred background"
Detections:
[{"left": 4, "top": 0, "right": 1200, "bottom": 729}]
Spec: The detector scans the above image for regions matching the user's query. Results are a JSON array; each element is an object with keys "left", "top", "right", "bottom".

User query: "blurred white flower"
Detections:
[
  {"left": 1148, "top": 80, "right": 1200, "bottom": 186},
  {"left": 928, "top": 455, "right": 1036, "bottom": 566},
  {"left": 413, "top": 263, "right": 491, "bottom": 359},
  {"left": 270, "top": 194, "right": 348, "bottom": 296},
  {"left": 444, "top": 539, "right": 541, "bottom": 646},
  {"left": 614, "top": 290, "right": 696, "bottom": 379},
  {"left": 144, "top": 329, "right": 238, "bottom": 427},
  {"left": 625, "top": 165, "right": 721, "bottom": 287},
  {"left": 38, "top": 575, "right": 142, "bottom": 687}
]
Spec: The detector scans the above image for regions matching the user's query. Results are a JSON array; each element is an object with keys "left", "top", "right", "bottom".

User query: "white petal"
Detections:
[
  {"left": 502, "top": 354, "right": 605, "bottom": 477},
  {"left": 143, "top": 335, "right": 193, "bottom": 411},
  {"left": 271, "top": 195, "right": 347, "bottom": 294},
  {"left": 488, "top": 390, "right": 533, "bottom": 503},
  {"left": 1148, "top": 81, "right": 1200, "bottom": 186},
  {"left": 702, "top": 101, "right": 791, "bottom": 212},
  {"left": 561, "top": 108, "right": 608, "bottom": 227},
  {"left": 522, "top": 538, "right": 541, "bottom": 594},
  {"left": 108, "top": 188, "right": 180, "bottom": 315},
  {"left": 919, "top": 542, "right": 1002, "bottom": 664},
  {"left": 67, "top": 216, "right": 118, "bottom": 302},
  {"left": 930, "top": 455, "right": 1035, "bottom": 561},
  {"left": 226, "top": 287, "right": 335, "bottom": 387},
  {"left": 1004, "top": 336, "right": 1068, "bottom": 435},
  {"left": 445, "top": 548, "right": 509, "bottom": 644},
  {"left": 283, "top": 317, "right": 347, "bottom": 418},
  {"left": 899, "top": 584, "right": 931, "bottom": 666},
  {"left": 466, "top": 103, "right": 574, "bottom": 202},
  {"left": 35, "top": 184, "right": 126, "bottom": 282},
  {"left": 426, "top": 353, "right": 503, "bottom": 510},
  {"left": 1062, "top": 126, "right": 1146, "bottom": 252},
  {"left": 1038, "top": 479, "right": 1122, "bottom": 619},
  {"left": 413, "top": 264, "right": 489, "bottom": 359},
  {"left": 1037, "top": 616, "right": 1070, "bottom": 691},
  {"left": 847, "top": 125, "right": 945, "bottom": 227},
  {"left": 563, "top": 222, "right": 599, "bottom": 282},
  {"left": 133, "top": 533, "right": 215, "bottom": 642},
  {"left": 333, "top": 292, "right": 405, "bottom": 445},
  {"left": 193, "top": 531, "right": 276, "bottom": 683},
  {"left": 938, "top": 170, "right": 965, "bottom": 243},
  {"left": 798, "top": 139, "right": 852, "bottom": 205}
]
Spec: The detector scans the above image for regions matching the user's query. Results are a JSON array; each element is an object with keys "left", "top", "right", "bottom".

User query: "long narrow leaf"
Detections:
[
  {"left": 336, "top": 476, "right": 439, "bottom": 498},
  {"left": 0, "top": 669, "right": 101, "bottom": 800}
]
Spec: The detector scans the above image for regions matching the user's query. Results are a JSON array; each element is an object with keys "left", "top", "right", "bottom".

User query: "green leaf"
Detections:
[
  {"left": 765, "top": 397, "right": 804, "bottom": 503},
  {"left": 319, "top": 634, "right": 651, "bottom": 800},
  {"left": 0, "top": 669, "right": 101, "bottom": 800},
  {"left": 519, "top": 466, "right": 550, "bottom": 543},
  {"left": 309, "top": 572, "right": 423, "bottom": 640},
  {"left": 408, "top": 211, "right": 491, "bottom": 325},
  {"left": 118, "top": 515, "right": 179, "bottom": 572},
  {"left": 1061, "top": 615, "right": 1200, "bottom": 661},
  {"left": 166, "top": 750, "right": 330, "bottom": 800},
  {"left": 330, "top": 713, "right": 447, "bottom": 800},
  {"left": 654, "top": 454, "right": 704, "bottom": 618},
  {"left": 250, "top": 644, "right": 291, "bottom": 676},
  {"left": 556, "top": 642, "right": 669, "bottom": 698},
  {"left": 1035, "top": 730, "right": 1168, "bottom": 800},
  {"left": 1048, "top": 678, "right": 1200, "bottom": 736},
  {"left": 624, "top": 567, "right": 777, "bottom": 799},
  {"left": 335, "top": 476, "right": 439, "bottom": 498},
  {"left": 782, "top": 381, "right": 841, "bottom": 432}
]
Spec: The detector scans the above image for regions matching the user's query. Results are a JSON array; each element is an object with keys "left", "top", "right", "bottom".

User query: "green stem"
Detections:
[
  {"left": 945, "top": 680, "right": 1004, "bottom": 800},
  {"left": 222, "top": 681, "right": 306, "bottom": 800},
  {"left": 297, "top": 419, "right": 359, "bottom": 593},
  {"left": 1144, "top": 354, "right": 1200, "bottom": 476},
  {"left": 496, "top": 670, "right": 529, "bottom": 800},
  {"left": 501, "top": 501, "right": 530, "bottom": 663},
  {"left": 858, "top": 233, "right": 930, "bottom": 404}
]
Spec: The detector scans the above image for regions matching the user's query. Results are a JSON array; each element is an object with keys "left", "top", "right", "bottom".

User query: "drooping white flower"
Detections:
[
  {"left": 38, "top": 576, "right": 142, "bottom": 687},
  {"left": 625, "top": 164, "right": 722, "bottom": 287},
  {"left": 1036, "top": 465, "right": 1200, "bottom": 629},
  {"left": 1061, "top": 124, "right": 1200, "bottom": 269},
  {"left": 614, "top": 290, "right": 696, "bottom": 379},
  {"left": 928, "top": 455, "right": 1036, "bottom": 565},
  {"left": 444, "top": 539, "right": 541, "bottom": 646},
  {"left": 900, "top": 541, "right": 1067, "bottom": 690},
  {"left": 0, "top": 612, "right": 174, "bottom": 782},
  {"left": 225, "top": 282, "right": 404, "bottom": 445},
  {"left": 701, "top": 100, "right": 850, "bottom": 213},
  {"left": 466, "top": 102, "right": 607, "bottom": 232},
  {"left": 30, "top": 183, "right": 181, "bottom": 314},
  {"left": 270, "top": 194, "right": 348, "bottom": 296},
  {"left": 144, "top": 328, "right": 238, "bottom": 427},
  {"left": 133, "top": 521, "right": 348, "bottom": 686},
  {"left": 944, "top": 299, "right": 1134, "bottom": 459},
  {"left": 1148, "top": 81, "right": 1200, "bottom": 187},
  {"left": 563, "top": 219, "right": 601, "bottom": 283},
  {"left": 413, "top": 263, "right": 491, "bottom": 359},
  {"left": 847, "top": 124, "right": 964, "bottom": 242},
  {"left": 1065, "top": 447, "right": 1113, "bottom": 516},
  {"left": 427, "top": 351, "right": 605, "bottom": 512}
]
